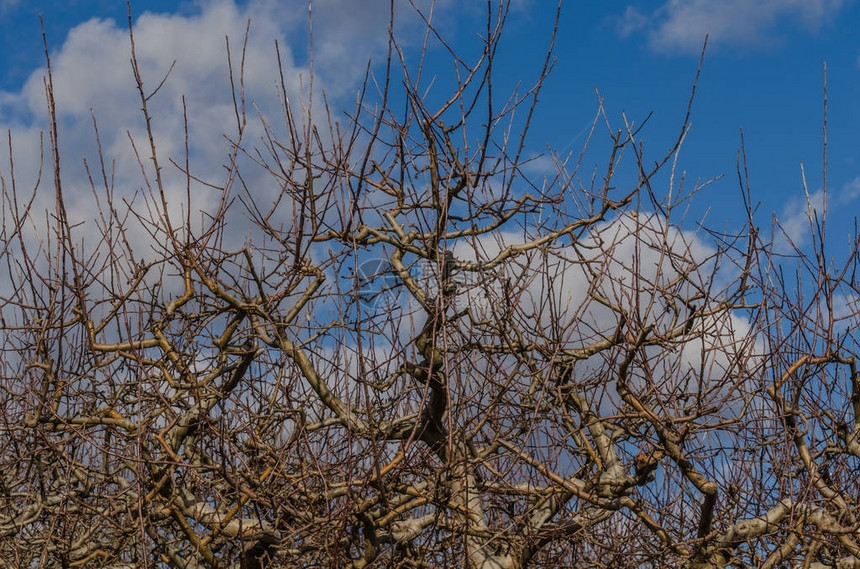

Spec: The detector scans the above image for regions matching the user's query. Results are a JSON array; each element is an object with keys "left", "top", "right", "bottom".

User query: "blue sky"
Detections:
[{"left": 0, "top": 0, "right": 857, "bottom": 257}]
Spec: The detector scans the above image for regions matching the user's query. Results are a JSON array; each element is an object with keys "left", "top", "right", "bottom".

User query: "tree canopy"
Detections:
[{"left": 1, "top": 2, "right": 859, "bottom": 568}]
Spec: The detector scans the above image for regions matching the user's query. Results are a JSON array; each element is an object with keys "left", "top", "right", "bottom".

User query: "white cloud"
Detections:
[
  {"left": 833, "top": 290, "right": 860, "bottom": 321},
  {"left": 839, "top": 176, "right": 860, "bottom": 204},
  {"left": 776, "top": 188, "right": 823, "bottom": 251},
  {"left": 619, "top": 0, "right": 844, "bottom": 54},
  {"left": 617, "top": 6, "right": 649, "bottom": 37},
  {"left": 0, "top": 0, "right": 421, "bottom": 254},
  {"left": 776, "top": 177, "right": 859, "bottom": 251},
  {"left": 448, "top": 212, "right": 761, "bottom": 413}
]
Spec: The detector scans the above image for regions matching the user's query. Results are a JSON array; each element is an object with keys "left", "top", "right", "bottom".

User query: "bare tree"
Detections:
[{"left": 1, "top": 2, "right": 859, "bottom": 568}]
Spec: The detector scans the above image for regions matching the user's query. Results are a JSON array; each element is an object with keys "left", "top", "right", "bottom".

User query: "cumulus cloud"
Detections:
[
  {"left": 0, "top": 0, "right": 435, "bottom": 243},
  {"left": 618, "top": 0, "right": 844, "bottom": 54},
  {"left": 444, "top": 212, "right": 761, "bottom": 414}
]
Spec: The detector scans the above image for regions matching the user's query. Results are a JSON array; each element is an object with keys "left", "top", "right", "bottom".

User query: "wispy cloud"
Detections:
[
  {"left": 0, "top": 0, "right": 20, "bottom": 13},
  {"left": 839, "top": 176, "right": 860, "bottom": 204},
  {"left": 618, "top": 0, "right": 844, "bottom": 54},
  {"left": 775, "top": 177, "right": 859, "bottom": 251},
  {"left": 777, "top": 189, "right": 825, "bottom": 251}
]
